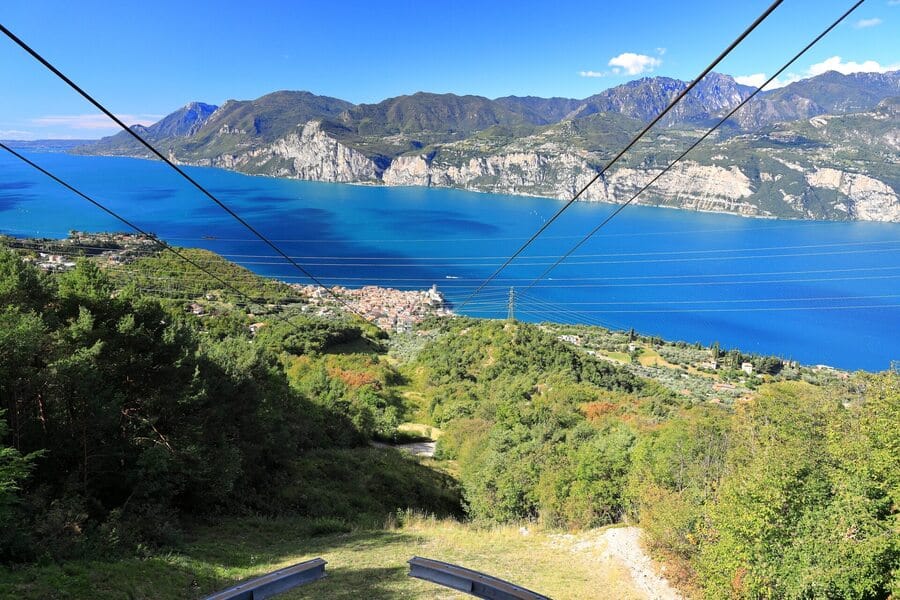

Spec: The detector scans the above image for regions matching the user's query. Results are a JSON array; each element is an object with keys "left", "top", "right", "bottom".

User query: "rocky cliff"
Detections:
[
  {"left": 75, "top": 71, "right": 900, "bottom": 222},
  {"left": 190, "top": 121, "right": 381, "bottom": 182}
]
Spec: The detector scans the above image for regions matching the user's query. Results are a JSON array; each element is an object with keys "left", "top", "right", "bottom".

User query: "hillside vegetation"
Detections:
[{"left": 0, "top": 244, "right": 897, "bottom": 598}]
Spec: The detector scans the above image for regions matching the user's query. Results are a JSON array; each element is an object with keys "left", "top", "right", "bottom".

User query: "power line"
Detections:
[
  {"left": 50, "top": 244, "right": 896, "bottom": 317},
  {"left": 0, "top": 24, "right": 372, "bottom": 325},
  {"left": 513, "top": 290, "right": 625, "bottom": 329},
  {"left": 123, "top": 220, "right": 833, "bottom": 242},
  {"left": 142, "top": 246, "right": 899, "bottom": 267},
  {"left": 17, "top": 223, "right": 894, "bottom": 321},
  {"left": 514, "top": 304, "right": 900, "bottom": 315},
  {"left": 508, "top": 293, "right": 900, "bottom": 306},
  {"left": 229, "top": 265, "right": 900, "bottom": 283},
  {"left": 0, "top": 219, "right": 837, "bottom": 244},
  {"left": 525, "top": 0, "right": 867, "bottom": 292},
  {"left": 64, "top": 261, "right": 900, "bottom": 290},
  {"left": 0, "top": 143, "right": 342, "bottom": 335},
  {"left": 99, "top": 272, "right": 900, "bottom": 289},
  {"left": 45, "top": 238, "right": 887, "bottom": 261},
  {"left": 29, "top": 244, "right": 888, "bottom": 268},
  {"left": 510, "top": 288, "right": 617, "bottom": 327},
  {"left": 456, "top": 0, "right": 785, "bottom": 308},
  {"left": 437, "top": 274, "right": 900, "bottom": 289}
]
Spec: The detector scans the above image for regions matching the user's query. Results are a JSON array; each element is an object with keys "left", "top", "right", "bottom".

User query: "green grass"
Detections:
[
  {"left": 602, "top": 351, "right": 632, "bottom": 363},
  {"left": 636, "top": 346, "right": 666, "bottom": 367},
  {"left": 272, "top": 448, "right": 461, "bottom": 522},
  {"left": 0, "top": 516, "right": 647, "bottom": 599},
  {"left": 396, "top": 423, "right": 440, "bottom": 441}
]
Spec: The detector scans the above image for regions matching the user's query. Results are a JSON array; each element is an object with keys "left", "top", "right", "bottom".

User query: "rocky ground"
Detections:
[{"left": 549, "top": 526, "right": 684, "bottom": 600}]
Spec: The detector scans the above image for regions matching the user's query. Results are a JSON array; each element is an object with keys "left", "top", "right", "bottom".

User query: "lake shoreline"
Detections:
[
  {"left": 1, "top": 151, "right": 897, "bottom": 370},
  {"left": 60, "top": 149, "right": 857, "bottom": 224}
]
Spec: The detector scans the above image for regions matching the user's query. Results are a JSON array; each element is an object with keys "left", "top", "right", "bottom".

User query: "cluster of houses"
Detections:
[
  {"left": 32, "top": 252, "right": 76, "bottom": 271},
  {"left": 294, "top": 283, "right": 452, "bottom": 331},
  {"left": 13, "top": 231, "right": 159, "bottom": 272}
]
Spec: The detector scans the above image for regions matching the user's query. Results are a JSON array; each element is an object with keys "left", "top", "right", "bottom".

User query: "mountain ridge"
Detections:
[{"left": 75, "top": 70, "right": 900, "bottom": 222}]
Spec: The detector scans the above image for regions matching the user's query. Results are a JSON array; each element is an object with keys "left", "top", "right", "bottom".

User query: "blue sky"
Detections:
[{"left": 1, "top": 0, "right": 897, "bottom": 139}]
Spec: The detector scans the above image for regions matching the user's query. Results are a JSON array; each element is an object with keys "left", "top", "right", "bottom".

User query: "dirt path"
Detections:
[
  {"left": 602, "top": 527, "right": 683, "bottom": 600},
  {"left": 548, "top": 526, "right": 683, "bottom": 600},
  {"left": 370, "top": 440, "right": 437, "bottom": 457}
]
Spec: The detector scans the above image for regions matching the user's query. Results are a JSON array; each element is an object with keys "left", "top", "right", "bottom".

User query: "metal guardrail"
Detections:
[
  {"left": 203, "top": 557, "right": 327, "bottom": 600},
  {"left": 408, "top": 556, "right": 552, "bottom": 600}
]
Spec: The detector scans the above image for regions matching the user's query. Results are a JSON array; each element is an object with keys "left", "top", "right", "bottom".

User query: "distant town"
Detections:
[
  {"left": 295, "top": 284, "right": 452, "bottom": 331},
  {"left": 2, "top": 231, "right": 454, "bottom": 332}
]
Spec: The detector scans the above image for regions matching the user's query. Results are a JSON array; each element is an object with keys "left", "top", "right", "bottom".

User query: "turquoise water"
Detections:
[{"left": 1, "top": 151, "right": 898, "bottom": 371}]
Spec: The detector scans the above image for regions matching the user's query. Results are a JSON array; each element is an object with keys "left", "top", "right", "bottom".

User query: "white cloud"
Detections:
[
  {"left": 0, "top": 129, "right": 35, "bottom": 139},
  {"left": 580, "top": 50, "right": 664, "bottom": 79},
  {"left": 735, "top": 56, "right": 900, "bottom": 91},
  {"left": 734, "top": 73, "right": 768, "bottom": 88},
  {"left": 854, "top": 17, "right": 883, "bottom": 28},
  {"left": 734, "top": 72, "right": 803, "bottom": 90},
  {"left": 889, "top": 0, "right": 900, "bottom": 5},
  {"left": 807, "top": 55, "right": 900, "bottom": 76},
  {"left": 607, "top": 52, "right": 662, "bottom": 76},
  {"left": 31, "top": 113, "right": 162, "bottom": 130}
]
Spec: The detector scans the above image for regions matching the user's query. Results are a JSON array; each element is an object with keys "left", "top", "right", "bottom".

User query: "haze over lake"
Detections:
[{"left": 2, "top": 151, "right": 898, "bottom": 370}]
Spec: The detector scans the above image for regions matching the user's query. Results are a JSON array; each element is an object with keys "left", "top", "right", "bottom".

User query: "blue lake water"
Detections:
[{"left": 1, "top": 151, "right": 898, "bottom": 371}]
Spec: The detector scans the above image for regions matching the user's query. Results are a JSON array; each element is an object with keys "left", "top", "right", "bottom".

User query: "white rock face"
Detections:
[
  {"left": 601, "top": 163, "right": 759, "bottom": 215},
  {"left": 177, "top": 120, "right": 900, "bottom": 222},
  {"left": 807, "top": 167, "right": 900, "bottom": 221},
  {"left": 385, "top": 151, "right": 598, "bottom": 199},
  {"left": 382, "top": 155, "right": 432, "bottom": 186},
  {"left": 199, "top": 121, "right": 381, "bottom": 183},
  {"left": 885, "top": 129, "right": 900, "bottom": 152},
  {"left": 267, "top": 122, "right": 381, "bottom": 182},
  {"left": 386, "top": 155, "right": 760, "bottom": 215}
]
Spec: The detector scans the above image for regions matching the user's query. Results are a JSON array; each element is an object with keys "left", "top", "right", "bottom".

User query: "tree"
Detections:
[
  {"left": 627, "top": 408, "right": 730, "bottom": 558},
  {"left": 697, "top": 381, "right": 898, "bottom": 598},
  {"left": 0, "top": 249, "right": 50, "bottom": 311},
  {"left": 57, "top": 259, "right": 112, "bottom": 304},
  {"left": 538, "top": 423, "right": 635, "bottom": 528},
  {"left": 0, "top": 412, "right": 33, "bottom": 520}
]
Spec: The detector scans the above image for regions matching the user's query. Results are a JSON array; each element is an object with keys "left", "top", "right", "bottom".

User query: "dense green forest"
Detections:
[
  {"left": 402, "top": 318, "right": 898, "bottom": 598},
  {"left": 0, "top": 244, "right": 897, "bottom": 598},
  {"left": 0, "top": 248, "right": 458, "bottom": 562}
]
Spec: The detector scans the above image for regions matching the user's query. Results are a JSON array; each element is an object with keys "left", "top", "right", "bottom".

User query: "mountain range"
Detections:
[{"left": 76, "top": 70, "right": 900, "bottom": 222}]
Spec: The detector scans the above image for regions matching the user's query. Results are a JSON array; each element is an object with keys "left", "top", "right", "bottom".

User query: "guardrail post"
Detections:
[
  {"left": 408, "top": 556, "right": 551, "bottom": 599},
  {"left": 203, "top": 557, "right": 327, "bottom": 600}
]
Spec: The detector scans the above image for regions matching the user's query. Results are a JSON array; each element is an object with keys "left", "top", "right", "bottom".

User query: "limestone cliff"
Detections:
[
  {"left": 383, "top": 153, "right": 879, "bottom": 220},
  {"left": 75, "top": 74, "right": 900, "bottom": 222},
  {"left": 192, "top": 121, "right": 381, "bottom": 183},
  {"left": 182, "top": 125, "right": 899, "bottom": 223},
  {"left": 807, "top": 168, "right": 900, "bottom": 221}
]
